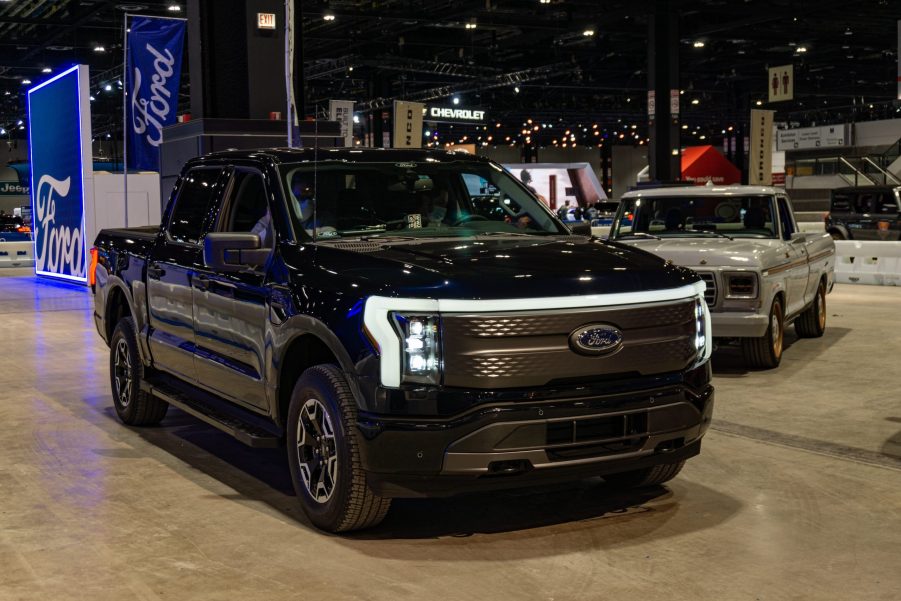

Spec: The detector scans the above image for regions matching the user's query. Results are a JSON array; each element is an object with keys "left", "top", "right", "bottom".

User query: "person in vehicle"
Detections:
[
  {"left": 418, "top": 188, "right": 449, "bottom": 227},
  {"left": 290, "top": 172, "right": 336, "bottom": 236}
]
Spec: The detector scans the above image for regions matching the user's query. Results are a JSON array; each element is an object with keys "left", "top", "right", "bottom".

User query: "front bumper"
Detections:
[
  {"left": 356, "top": 381, "right": 714, "bottom": 498},
  {"left": 711, "top": 310, "right": 769, "bottom": 338}
]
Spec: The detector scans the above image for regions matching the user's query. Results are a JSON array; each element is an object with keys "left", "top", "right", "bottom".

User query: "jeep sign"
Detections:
[{"left": 0, "top": 181, "right": 28, "bottom": 195}]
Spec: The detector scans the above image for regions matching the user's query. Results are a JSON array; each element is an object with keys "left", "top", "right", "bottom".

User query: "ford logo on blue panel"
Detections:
[{"left": 569, "top": 324, "right": 624, "bottom": 356}]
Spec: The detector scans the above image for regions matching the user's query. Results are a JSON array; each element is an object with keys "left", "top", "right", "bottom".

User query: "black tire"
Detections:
[
  {"left": 109, "top": 317, "right": 169, "bottom": 426},
  {"left": 605, "top": 461, "right": 685, "bottom": 488},
  {"left": 795, "top": 281, "right": 827, "bottom": 338},
  {"left": 286, "top": 364, "right": 391, "bottom": 532},
  {"left": 741, "top": 296, "right": 784, "bottom": 369},
  {"left": 828, "top": 230, "right": 845, "bottom": 241}
]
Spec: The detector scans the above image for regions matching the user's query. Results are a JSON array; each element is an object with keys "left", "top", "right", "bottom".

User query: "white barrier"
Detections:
[
  {"left": 0, "top": 241, "right": 35, "bottom": 268},
  {"left": 834, "top": 241, "right": 901, "bottom": 286}
]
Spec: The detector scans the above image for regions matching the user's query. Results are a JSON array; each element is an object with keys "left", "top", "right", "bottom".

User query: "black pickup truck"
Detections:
[{"left": 91, "top": 148, "right": 714, "bottom": 532}]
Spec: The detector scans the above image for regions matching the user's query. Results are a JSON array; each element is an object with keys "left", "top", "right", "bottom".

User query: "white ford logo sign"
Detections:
[{"left": 569, "top": 324, "right": 624, "bottom": 356}]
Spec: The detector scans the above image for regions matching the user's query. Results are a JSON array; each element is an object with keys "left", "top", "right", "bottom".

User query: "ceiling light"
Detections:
[
  {"left": 94, "top": 45, "right": 106, "bottom": 53},
  {"left": 22, "top": 79, "right": 31, "bottom": 85},
  {"left": 692, "top": 40, "right": 705, "bottom": 48},
  {"left": 513, "top": 86, "right": 520, "bottom": 94},
  {"left": 323, "top": 12, "right": 335, "bottom": 21},
  {"left": 539, "top": 0, "right": 551, "bottom": 3},
  {"left": 844, "top": 27, "right": 853, "bottom": 35},
  {"left": 691, "top": 98, "right": 699, "bottom": 105},
  {"left": 0, "top": 129, "right": 5, "bottom": 135},
  {"left": 167, "top": 4, "right": 181, "bottom": 11},
  {"left": 797, "top": 46, "right": 807, "bottom": 53},
  {"left": 90, "top": 96, "right": 96, "bottom": 101},
  {"left": 452, "top": 96, "right": 460, "bottom": 105},
  {"left": 352, "top": 114, "right": 360, "bottom": 124},
  {"left": 41, "top": 67, "right": 52, "bottom": 74},
  {"left": 104, "top": 84, "right": 112, "bottom": 91},
  {"left": 583, "top": 28, "right": 595, "bottom": 37},
  {"left": 465, "top": 19, "right": 477, "bottom": 30},
  {"left": 756, "top": 100, "right": 763, "bottom": 106}
]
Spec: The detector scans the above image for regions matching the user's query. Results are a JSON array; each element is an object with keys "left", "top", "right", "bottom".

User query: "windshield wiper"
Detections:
[
  {"left": 690, "top": 230, "right": 734, "bottom": 240},
  {"left": 616, "top": 232, "right": 662, "bottom": 240}
]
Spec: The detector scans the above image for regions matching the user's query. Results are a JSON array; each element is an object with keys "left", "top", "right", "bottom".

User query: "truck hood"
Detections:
[
  {"left": 619, "top": 237, "right": 784, "bottom": 268},
  {"left": 299, "top": 235, "right": 700, "bottom": 300}
]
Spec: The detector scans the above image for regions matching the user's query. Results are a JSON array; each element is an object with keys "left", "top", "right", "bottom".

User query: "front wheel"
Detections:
[
  {"left": 741, "top": 296, "right": 784, "bottom": 369},
  {"left": 286, "top": 364, "right": 391, "bottom": 532},
  {"left": 828, "top": 230, "right": 845, "bottom": 241},
  {"left": 795, "top": 281, "right": 827, "bottom": 338}
]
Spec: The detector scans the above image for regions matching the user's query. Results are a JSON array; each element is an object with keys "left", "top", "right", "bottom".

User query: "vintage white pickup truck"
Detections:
[{"left": 609, "top": 185, "right": 835, "bottom": 368}]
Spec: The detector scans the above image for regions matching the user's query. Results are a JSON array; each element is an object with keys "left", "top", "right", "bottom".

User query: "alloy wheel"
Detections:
[
  {"left": 817, "top": 287, "right": 826, "bottom": 330},
  {"left": 771, "top": 306, "right": 783, "bottom": 359},
  {"left": 296, "top": 398, "right": 338, "bottom": 504},
  {"left": 113, "top": 339, "right": 132, "bottom": 407}
]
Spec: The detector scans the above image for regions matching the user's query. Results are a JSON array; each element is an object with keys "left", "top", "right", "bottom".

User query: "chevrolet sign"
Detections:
[{"left": 424, "top": 106, "right": 487, "bottom": 123}]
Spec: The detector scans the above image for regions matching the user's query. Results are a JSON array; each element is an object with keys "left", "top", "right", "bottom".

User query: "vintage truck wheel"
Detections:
[
  {"left": 604, "top": 461, "right": 685, "bottom": 488},
  {"left": 286, "top": 364, "right": 391, "bottom": 533},
  {"left": 795, "top": 281, "right": 827, "bottom": 338},
  {"left": 109, "top": 317, "right": 169, "bottom": 426},
  {"left": 742, "top": 297, "right": 784, "bottom": 369}
]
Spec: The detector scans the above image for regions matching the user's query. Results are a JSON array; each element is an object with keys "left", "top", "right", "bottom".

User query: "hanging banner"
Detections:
[
  {"left": 897, "top": 20, "right": 901, "bottom": 100},
  {"left": 768, "top": 64, "right": 794, "bottom": 102},
  {"left": 126, "top": 16, "right": 186, "bottom": 171},
  {"left": 329, "top": 100, "right": 355, "bottom": 147},
  {"left": 27, "top": 65, "right": 93, "bottom": 283},
  {"left": 749, "top": 109, "right": 775, "bottom": 186},
  {"left": 393, "top": 100, "right": 425, "bottom": 149}
]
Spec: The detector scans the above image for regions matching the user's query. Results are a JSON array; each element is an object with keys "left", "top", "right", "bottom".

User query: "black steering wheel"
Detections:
[{"left": 452, "top": 214, "right": 489, "bottom": 226}]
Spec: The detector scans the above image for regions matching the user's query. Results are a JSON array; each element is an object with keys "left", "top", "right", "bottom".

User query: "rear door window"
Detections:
[
  {"left": 831, "top": 193, "right": 852, "bottom": 213},
  {"left": 853, "top": 193, "right": 873, "bottom": 215},
  {"left": 168, "top": 167, "right": 226, "bottom": 244}
]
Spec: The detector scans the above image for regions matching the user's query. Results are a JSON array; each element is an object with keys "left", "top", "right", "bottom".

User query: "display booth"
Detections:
[
  {"left": 27, "top": 65, "right": 94, "bottom": 283},
  {"left": 680, "top": 145, "right": 741, "bottom": 185},
  {"left": 502, "top": 162, "right": 607, "bottom": 211}
]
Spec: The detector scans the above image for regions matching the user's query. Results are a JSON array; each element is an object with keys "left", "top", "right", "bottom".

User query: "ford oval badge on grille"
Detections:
[{"left": 569, "top": 324, "right": 624, "bottom": 356}]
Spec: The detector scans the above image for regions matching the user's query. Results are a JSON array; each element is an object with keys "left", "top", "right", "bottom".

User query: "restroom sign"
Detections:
[
  {"left": 257, "top": 13, "right": 276, "bottom": 30},
  {"left": 768, "top": 64, "right": 794, "bottom": 102}
]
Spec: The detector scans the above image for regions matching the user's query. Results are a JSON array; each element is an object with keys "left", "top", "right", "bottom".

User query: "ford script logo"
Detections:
[{"left": 569, "top": 324, "right": 624, "bottom": 356}]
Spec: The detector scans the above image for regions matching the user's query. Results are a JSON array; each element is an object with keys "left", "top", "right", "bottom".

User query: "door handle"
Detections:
[
  {"left": 194, "top": 274, "right": 210, "bottom": 291},
  {"left": 147, "top": 264, "right": 165, "bottom": 279}
]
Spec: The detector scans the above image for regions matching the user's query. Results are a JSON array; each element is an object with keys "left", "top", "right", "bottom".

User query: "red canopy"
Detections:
[{"left": 681, "top": 145, "right": 741, "bottom": 185}]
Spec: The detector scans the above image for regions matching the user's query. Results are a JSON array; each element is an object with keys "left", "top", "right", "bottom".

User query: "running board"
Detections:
[{"left": 141, "top": 378, "right": 281, "bottom": 448}]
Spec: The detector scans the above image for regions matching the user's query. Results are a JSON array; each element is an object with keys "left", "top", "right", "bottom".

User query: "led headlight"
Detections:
[
  {"left": 724, "top": 272, "right": 758, "bottom": 299},
  {"left": 392, "top": 313, "right": 441, "bottom": 385},
  {"left": 694, "top": 296, "right": 712, "bottom": 364}
]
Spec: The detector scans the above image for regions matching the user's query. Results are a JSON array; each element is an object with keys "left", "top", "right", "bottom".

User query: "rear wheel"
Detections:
[
  {"left": 109, "top": 317, "right": 168, "bottom": 426},
  {"left": 286, "top": 364, "right": 391, "bottom": 532},
  {"left": 795, "top": 281, "right": 827, "bottom": 338},
  {"left": 742, "top": 296, "right": 784, "bottom": 369},
  {"left": 604, "top": 461, "right": 685, "bottom": 488}
]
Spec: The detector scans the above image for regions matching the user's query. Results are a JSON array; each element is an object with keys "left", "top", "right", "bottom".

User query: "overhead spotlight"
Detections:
[
  {"left": 0, "top": 129, "right": 5, "bottom": 135},
  {"left": 104, "top": 84, "right": 112, "bottom": 91},
  {"left": 539, "top": 0, "right": 551, "bottom": 3},
  {"left": 582, "top": 28, "right": 595, "bottom": 37},
  {"left": 167, "top": 4, "right": 181, "bottom": 11},
  {"left": 844, "top": 27, "right": 853, "bottom": 36},
  {"left": 513, "top": 86, "right": 520, "bottom": 94},
  {"left": 796, "top": 46, "right": 807, "bottom": 53},
  {"left": 94, "top": 45, "right": 106, "bottom": 53},
  {"left": 323, "top": 12, "right": 336, "bottom": 21},
  {"left": 756, "top": 100, "right": 763, "bottom": 106},
  {"left": 424, "top": 130, "right": 431, "bottom": 137},
  {"left": 90, "top": 95, "right": 96, "bottom": 101},
  {"left": 41, "top": 67, "right": 52, "bottom": 74},
  {"left": 21, "top": 79, "right": 31, "bottom": 85},
  {"left": 691, "top": 98, "right": 699, "bottom": 105},
  {"left": 692, "top": 40, "right": 705, "bottom": 48},
  {"left": 352, "top": 114, "right": 360, "bottom": 124},
  {"left": 452, "top": 96, "right": 460, "bottom": 105},
  {"left": 17, "top": 120, "right": 23, "bottom": 125},
  {"left": 465, "top": 18, "right": 477, "bottom": 30}
]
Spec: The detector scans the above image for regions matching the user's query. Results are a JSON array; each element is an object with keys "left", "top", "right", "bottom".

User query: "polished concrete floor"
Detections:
[{"left": 1, "top": 268, "right": 899, "bottom": 600}]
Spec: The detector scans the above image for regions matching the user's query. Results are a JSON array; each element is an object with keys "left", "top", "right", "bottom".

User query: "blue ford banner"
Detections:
[
  {"left": 126, "top": 16, "right": 186, "bottom": 171},
  {"left": 27, "top": 65, "right": 93, "bottom": 282}
]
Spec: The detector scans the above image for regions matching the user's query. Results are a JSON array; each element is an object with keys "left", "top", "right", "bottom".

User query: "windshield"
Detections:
[
  {"left": 279, "top": 160, "right": 569, "bottom": 240},
  {"left": 612, "top": 194, "right": 778, "bottom": 239}
]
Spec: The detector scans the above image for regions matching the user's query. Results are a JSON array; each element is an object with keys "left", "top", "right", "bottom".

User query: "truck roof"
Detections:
[
  {"left": 622, "top": 184, "right": 783, "bottom": 198},
  {"left": 202, "top": 147, "right": 494, "bottom": 165}
]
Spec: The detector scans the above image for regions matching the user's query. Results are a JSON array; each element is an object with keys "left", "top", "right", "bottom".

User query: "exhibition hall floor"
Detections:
[{"left": 1, "top": 269, "right": 899, "bottom": 601}]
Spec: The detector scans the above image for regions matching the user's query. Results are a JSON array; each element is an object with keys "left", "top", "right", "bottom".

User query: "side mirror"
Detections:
[
  {"left": 789, "top": 232, "right": 807, "bottom": 245},
  {"left": 568, "top": 220, "right": 592, "bottom": 236},
  {"left": 204, "top": 233, "right": 270, "bottom": 271}
]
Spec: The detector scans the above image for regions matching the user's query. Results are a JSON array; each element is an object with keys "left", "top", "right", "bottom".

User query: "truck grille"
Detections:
[
  {"left": 697, "top": 272, "right": 717, "bottom": 307},
  {"left": 441, "top": 298, "right": 699, "bottom": 389}
]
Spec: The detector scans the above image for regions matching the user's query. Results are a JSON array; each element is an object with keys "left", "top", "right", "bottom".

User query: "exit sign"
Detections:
[{"left": 257, "top": 13, "right": 276, "bottom": 30}]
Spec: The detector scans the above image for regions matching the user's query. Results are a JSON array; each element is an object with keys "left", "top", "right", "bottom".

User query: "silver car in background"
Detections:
[{"left": 610, "top": 185, "right": 836, "bottom": 368}]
